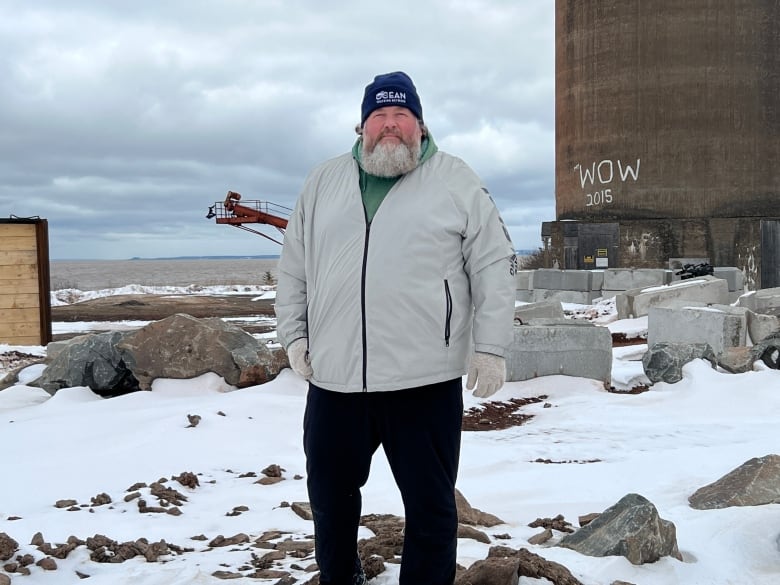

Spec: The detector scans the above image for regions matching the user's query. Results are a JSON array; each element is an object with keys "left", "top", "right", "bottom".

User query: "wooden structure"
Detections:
[{"left": 0, "top": 218, "right": 52, "bottom": 345}]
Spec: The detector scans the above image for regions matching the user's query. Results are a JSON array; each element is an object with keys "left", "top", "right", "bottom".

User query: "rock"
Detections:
[
  {"left": 0, "top": 573, "right": 10, "bottom": 585},
  {"left": 528, "top": 514, "right": 574, "bottom": 533},
  {"left": 557, "top": 493, "right": 682, "bottom": 564},
  {"left": 208, "top": 534, "right": 249, "bottom": 548},
  {"left": 212, "top": 570, "right": 243, "bottom": 579},
  {"left": 688, "top": 454, "right": 780, "bottom": 509},
  {"left": 717, "top": 346, "right": 756, "bottom": 374},
  {"left": 642, "top": 342, "right": 717, "bottom": 384},
  {"left": 488, "top": 546, "right": 583, "bottom": 585},
  {"left": 0, "top": 533, "right": 18, "bottom": 561},
  {"left": 291, "top": 501, "right": 313, "bottom": 521},
  {"left": 117, "top": 313, "right": 288, "bottom": 390},
  {"left": 455, "top": 489, "right": 504, "bottom": 527},
  {"left": 262, "top": 464, "right": 284, "bottom": 478},
  {"left": 578, "top": 513, "right": 600, "bottom": 527},
  {"left": 33, "top": 331, "right": 139, "bottom": 395},
  {"left": 173, "top": 472, "right": 200, "bottom": 489},
  {"left": 36, "top": 557, "right": 57, "bottom": 570},
  {"left": 54, "top": 500, "right": 78, "bottom": 509},
  {"left": 457, "top": 524, "right": 491, "bottom": 544},
  {"left": 527, "top": 528, "right": 553, "bottom": 545},
  {"left": 455, "top": 556, "right": 520, "bottom": 585}
]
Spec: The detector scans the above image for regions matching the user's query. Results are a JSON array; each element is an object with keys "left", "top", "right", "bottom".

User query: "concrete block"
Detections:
[
  {"left": 736, "top": 287, "right": 780, "bottom": 313},
  {"left": 532, "top": 269, "right": 593, "bottom": 292},
  {"left": 532, "top": 289, "right": 599, "bottom": 304},
  {"left": 507, "top": 321, "right": 612, "bottom": 386},
  {"left": 647, "top": 304, "right": 748, "bottom": 356},
  {"left": 590, "top": 270, "right": 605, "bottom": 292},
  {"left": 515, "top": 270, "right": 534, "bottom": 291},
  {"left": 616, "top": 276, "right": 730, "bottom": 319},
  {"left": 514, "top": 300, "right": 565, "bottom": 324},
  {"left": 746, "top": 311, "right": 780, "bottom": 344},
  {"left": 712, "top": 267, "right": 744, "bottom": 293},
  {"left": 602, "top": 268, "right": 672, "bottom": 292}
]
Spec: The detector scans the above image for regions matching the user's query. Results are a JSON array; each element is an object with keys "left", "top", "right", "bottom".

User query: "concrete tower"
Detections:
[{"left": 550, "top": 0, "right": 780, "bottom": 288}]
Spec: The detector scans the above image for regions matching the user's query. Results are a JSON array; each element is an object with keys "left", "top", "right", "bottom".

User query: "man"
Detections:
[{"left": 275, "top": 71, "right": 516, "bottom": 585}]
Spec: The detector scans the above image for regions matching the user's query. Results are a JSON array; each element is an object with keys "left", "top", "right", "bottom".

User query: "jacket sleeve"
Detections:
[
  {"left": 461, "top": 183, "right": 517, "bottom": 358},
  {"left": 274, "top": 191, "right": 308, "bottom": 349}
]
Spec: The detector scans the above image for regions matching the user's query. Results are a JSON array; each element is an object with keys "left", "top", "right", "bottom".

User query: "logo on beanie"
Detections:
[{"left": 375, "top": 90, "right": 406, "bottom": 105}]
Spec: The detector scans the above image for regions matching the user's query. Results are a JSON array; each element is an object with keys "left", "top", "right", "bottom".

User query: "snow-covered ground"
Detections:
[{"left": 1, "top": 287, "right": 778, "bottom": 584}]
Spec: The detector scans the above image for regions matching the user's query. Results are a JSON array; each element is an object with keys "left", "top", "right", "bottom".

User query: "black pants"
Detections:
[{"left": 303, "top": 378, "right": 463, "bottom": 585}]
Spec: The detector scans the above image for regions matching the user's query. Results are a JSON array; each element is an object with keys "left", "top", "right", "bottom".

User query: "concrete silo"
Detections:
[{"left": 548, "top": 0, "right": 780, "bottom": 288}]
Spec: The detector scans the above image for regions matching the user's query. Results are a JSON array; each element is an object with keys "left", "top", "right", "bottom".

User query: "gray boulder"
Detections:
[
  {"left": 688, "top": 454, "right": 780, "bottom": 509},
  {"left": 117, "top": 313, "right": 288, "bottom": 390},
  {"left": 642, "top": 342, "right": 717, "bottom": 384},
  {"left": 34, "top": 331, "right": 138, "bottom": 394},
  {"left": 557, "top": 493, "right": 682, "bottom": 565}
]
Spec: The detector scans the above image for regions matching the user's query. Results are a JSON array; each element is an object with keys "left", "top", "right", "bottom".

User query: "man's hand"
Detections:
[
  {"left": 466, "top": 352, "right": 506, "bottom": 398},
  {"left": 286, "top": 338, "right": 313, "bottom": 380}
]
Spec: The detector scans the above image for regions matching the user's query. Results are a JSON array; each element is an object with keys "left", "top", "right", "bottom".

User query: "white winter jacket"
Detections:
[{"left": 275, "top": 150, "right": 516, "bottom": 393}]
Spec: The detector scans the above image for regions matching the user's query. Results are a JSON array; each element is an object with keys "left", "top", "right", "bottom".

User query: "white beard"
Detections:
[{"left": 361, "top": 140, "right": 421, "bottom": 178}]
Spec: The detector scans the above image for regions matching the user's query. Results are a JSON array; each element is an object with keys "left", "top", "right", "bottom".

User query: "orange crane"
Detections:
[{"left": 206, "top": 191, "right": 291, "bottom": 245}]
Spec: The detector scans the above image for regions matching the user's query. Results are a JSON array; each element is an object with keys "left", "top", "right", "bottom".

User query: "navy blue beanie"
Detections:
[{"left": 361, "top": 71, "right": 423, "bottom": 124}]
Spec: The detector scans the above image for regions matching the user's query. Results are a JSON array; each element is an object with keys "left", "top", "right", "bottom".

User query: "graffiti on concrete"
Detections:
[{"left": 574, "top": 158, "right": 641, "bottom": 207}]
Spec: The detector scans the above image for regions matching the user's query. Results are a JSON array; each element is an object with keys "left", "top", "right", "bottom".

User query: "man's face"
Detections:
[{"left": 362, "top": 106, "right": 422, "bottom": 154}]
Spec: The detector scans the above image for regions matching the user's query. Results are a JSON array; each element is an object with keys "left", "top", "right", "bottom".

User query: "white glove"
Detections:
[
  {"left": 286, "top": 338, "right": 313, "bottom": 380},
  {"left": 466, "top": 352, "right": 506, "bottom": 398}
]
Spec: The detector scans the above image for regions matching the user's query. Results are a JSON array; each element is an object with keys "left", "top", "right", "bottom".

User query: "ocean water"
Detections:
[{"left": 50, "top": 258, "right": 280, "bottom": 291}]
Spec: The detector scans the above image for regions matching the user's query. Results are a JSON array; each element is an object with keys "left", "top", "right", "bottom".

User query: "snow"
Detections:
[{"left": 1, "top": 286, "right": 779, "bottom": 584}]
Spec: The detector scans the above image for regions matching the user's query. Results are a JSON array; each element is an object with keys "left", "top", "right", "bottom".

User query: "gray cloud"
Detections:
[{"left": 0, "top": 0, "right": 554, "bottom": 258}]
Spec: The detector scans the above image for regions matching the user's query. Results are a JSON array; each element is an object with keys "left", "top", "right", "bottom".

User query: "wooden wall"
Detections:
[{"left": 0, "top": 219, "right": 52, "bottom": 345}]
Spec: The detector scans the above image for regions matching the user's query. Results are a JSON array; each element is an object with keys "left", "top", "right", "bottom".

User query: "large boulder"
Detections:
[
  {"left": 642, "top": 342, "right": 717, "bottom": 384},
  {"left": 117, "top": 313, "right": 288, "bottom": 390},
  {"left": 688, "top": 454, "right": 780, "bottom": 509},
  {"left": 33, "top": 331, "right": 139, "bottom": 394},
  {"left": 557, "top": 493, "right": 682, "bottom": 565}
]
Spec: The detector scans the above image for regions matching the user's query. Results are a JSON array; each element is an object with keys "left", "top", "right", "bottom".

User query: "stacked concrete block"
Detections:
[
  {"left": 530, "top": 269, "right": 600, "bottom": 304},
  {"left": 616, "top": 276, "right": 730, "bottom": 319},
  {"left": 506, "top": 320, "right": 612, "bottom": 387},
  {"left": 647, "top": 304, "right": 749, "bottom": 356},
  {"left": 712, "top": 267, "right": 745, "bottom": 301},
  {"left": 515, "top": 270, "right": 534, "bottom": 303},
  {"left": 601, "top": 268, "right": 672, "bottom": 299}
]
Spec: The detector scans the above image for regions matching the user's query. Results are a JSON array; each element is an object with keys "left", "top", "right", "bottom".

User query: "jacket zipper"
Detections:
[
  {"left": 361, "top": 221, "right": 371, "bottom": 391},
  {"left": 444, "top": 279, "right": 452, "bottom": 347}
]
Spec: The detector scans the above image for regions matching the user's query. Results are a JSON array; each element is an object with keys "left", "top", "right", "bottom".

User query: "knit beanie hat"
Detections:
[{"left": 361, "top": 71, "right": 423, "bottom": 124}]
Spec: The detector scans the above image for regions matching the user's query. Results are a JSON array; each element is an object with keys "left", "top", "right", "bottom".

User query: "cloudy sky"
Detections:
[{"left": 1, "top": 1, "right": 554, "bottom": 260}]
